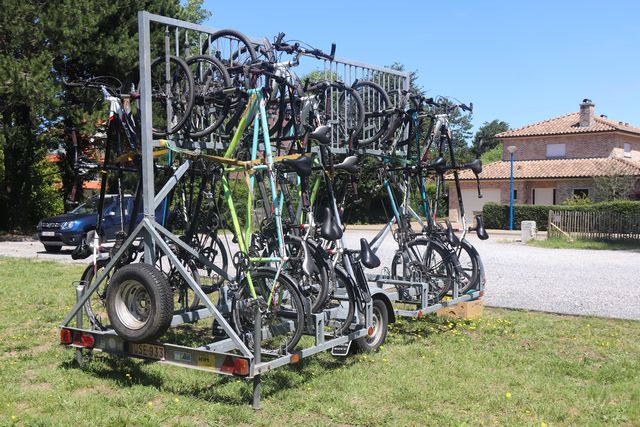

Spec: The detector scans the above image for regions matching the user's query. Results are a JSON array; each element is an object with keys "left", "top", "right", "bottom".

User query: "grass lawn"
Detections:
[
  {"left": 1, "top": 257, "right": 639, "bottom": 426},
  {"left": 528, "top": 237, "right": 640, "bottom": 251}
]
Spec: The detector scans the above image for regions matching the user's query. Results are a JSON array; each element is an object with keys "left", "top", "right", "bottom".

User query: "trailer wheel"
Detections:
[
  {"left": 355, "top": 299, "right": 388, "bottom": 352},
  {"left": 106, "top": 263, "right": 173, "bottom": 342}
]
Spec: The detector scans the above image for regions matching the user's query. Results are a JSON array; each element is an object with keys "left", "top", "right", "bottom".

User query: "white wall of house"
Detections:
[{"left": 460, "top": 188, "right": 501, "bottom": 222}]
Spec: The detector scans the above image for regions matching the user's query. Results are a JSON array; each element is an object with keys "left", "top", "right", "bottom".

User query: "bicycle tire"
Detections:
[
  {"left": 390, "top": 237, "right": 454, "bottom": 303},
  {"left": 314, "top": 82, "right": 365, "bottom": 150},
  {"left": 81, "top": 259, "right": 113, "bottom": 330},
  {"left": 322, "top": 265, "right": 357, "bottom": 337},
  {"left": 232, "top": 267, "right": 305, "bottom": 354},
  {"left": 185, "top": 55, "right": 232, "bottom": 138},
  {"left": 352, "top": 80, "right": 393, "bottom": 147},
  {"left": 149, "top": 55, "right": 195, "bottom": 137},
  {"left": 456, "top": 239, "right": 481, "bottom": 294},
  {"left": 283, "top": 235, "right": 329, "bottom": 313},
  {"left": 386, "top": 89, "right": 421, "bottom": 147}
]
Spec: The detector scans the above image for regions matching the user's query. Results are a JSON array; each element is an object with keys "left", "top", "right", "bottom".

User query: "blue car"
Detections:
[{"left": 37, "top": 195, "right": 165, "bottom": 253}]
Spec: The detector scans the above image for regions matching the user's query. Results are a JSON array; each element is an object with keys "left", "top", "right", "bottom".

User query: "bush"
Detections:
[{"left": 482, "top": 201, "right": 640, "bottom": 230}]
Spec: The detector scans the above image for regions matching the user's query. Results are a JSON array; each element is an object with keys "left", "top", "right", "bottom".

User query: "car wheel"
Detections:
[{"left": 44, "top": 245, "right": 62, "bottom": 254}]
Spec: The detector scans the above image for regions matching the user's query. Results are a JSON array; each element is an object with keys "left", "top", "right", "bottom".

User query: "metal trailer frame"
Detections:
[{"left": 59, "top": 11, "right": 413, "bottom": 409}]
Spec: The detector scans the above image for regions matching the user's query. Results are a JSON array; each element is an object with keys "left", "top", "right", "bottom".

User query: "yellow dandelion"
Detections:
[
  {"left": 147, "top": 401, "right": 153, "bottom": 407},
  {"left": 541, "top": 423, "right": 547, "bottom": 427},
  {"left": 174, "top": 398, "right": 179, "bottom": 403},
  {"left": 505, "top": 392, "right": 512, "bottom": 399},
  {"left": 11, "top": 416, "right": 16, "bottom": 420}
]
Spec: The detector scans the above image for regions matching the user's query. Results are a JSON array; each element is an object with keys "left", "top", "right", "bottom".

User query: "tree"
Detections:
[
  {"left": 593, "top": 172, "right": 637, "bottom": 201},
  {"left": 473, "top": 119, "right": 510, "bottom": 157},
  {"left": 0, "top": 0, "right": 211, "bottom": 231}
]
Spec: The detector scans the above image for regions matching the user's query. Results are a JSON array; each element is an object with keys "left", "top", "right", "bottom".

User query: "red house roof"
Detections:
[{"left": 496, "top": 112, "right": 640, "bottom": 138}]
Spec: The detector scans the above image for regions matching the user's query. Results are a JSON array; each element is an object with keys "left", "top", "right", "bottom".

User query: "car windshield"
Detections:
[{"left": 71, "top": 196, "right": 116, "bottom": 215}]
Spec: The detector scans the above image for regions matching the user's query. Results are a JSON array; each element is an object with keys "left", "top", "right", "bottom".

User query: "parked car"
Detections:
[{"left": 37, "top": 195, "right": 163, "bottom": 253}]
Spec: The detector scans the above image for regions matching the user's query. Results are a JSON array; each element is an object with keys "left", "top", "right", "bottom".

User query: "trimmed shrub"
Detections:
[{"left": 482, "top": 201, "right": 640, "bottom": 230}]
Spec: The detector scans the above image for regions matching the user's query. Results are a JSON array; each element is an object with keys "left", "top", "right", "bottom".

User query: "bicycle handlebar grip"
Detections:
[{"left": 329, "top": 43, "right": 336, "bottom": 59}]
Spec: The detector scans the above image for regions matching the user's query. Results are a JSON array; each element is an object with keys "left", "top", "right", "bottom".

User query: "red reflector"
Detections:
[
  {"left": 417, "top": 310, "right": 423, "bottom": 318},
  {"left": 220, "top": 356, "right": 235, "bottom": 374},
  {"left": 73, "top": 333, "right": 95, "bottom": 348},
  {"left": 368, "top": 326, "right": 374, "bottom": 336},
  {"left": 290, "top": 354, "right": 301, "bottom": 364},
  {"left": 233, "top": 358, "right": 249, "bottom": 376},
  {"left": 60, "top": 328, "right": 72, "bottom": 345}
]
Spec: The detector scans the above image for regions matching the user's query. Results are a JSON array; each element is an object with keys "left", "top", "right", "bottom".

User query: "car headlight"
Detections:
[{"left": 61, "top": 221, "right": 77, "bottom": 230}]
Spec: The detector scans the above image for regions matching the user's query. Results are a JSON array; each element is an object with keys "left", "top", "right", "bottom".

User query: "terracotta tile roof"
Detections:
[
  {"left": 496, "top": 112, "right": 640, "bottom": 138},
  {"left": 455, "top": 157, "right": 640, "bottom": 180}
]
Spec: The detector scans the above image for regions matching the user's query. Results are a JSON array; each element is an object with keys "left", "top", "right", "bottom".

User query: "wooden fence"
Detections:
[{"left": 548, "top": 210, "right": 640, "bottom": 241}]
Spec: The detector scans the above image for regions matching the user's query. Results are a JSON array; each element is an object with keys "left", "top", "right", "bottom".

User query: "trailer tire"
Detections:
[
  {"left": 106, "top": 263, "right": 173, "bottom": 342},
  {"left": 354, "top": 299, "right": 388, "bottom": 352}
]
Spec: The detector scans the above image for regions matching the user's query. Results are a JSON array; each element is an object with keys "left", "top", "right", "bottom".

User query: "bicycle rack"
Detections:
[{"left": 59, "top": 11, "right": 410, "bottom": 409}]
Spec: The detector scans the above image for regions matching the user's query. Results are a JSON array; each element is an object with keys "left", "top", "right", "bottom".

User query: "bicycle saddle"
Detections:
[
  {"left": 320, "top": 206, "right": 343, "bottom": 240},
  {"left": 446, "top": 221, "right": 460, "bottom": 247},
  {"left": 281, "top": 155, "right": 313, "bottom": 178},
  {"left": 430, "top": 156, "right": 447, "bottom": 175},
  {"left": 334, "top": 155, "right": 359, "bottom": 174},
  {"left": 310, "top": 125, "right": 331, "bottom": 145},
  {"left": 475, "top": 215, "right": 489, "bottom": 240},
  {"left": 467, "top": 158, "right": 483, "bottom": 175},
  {"left": 359, "top": 238, "right": 380, "bottom": 269}
]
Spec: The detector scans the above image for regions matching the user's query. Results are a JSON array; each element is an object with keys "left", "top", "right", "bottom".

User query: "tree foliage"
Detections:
[
  {"left": 0, "top": 0, "right": 210, "bottom": 231},
  {"left": 473, "top": 119, "right": 510, "bottom": 157}
]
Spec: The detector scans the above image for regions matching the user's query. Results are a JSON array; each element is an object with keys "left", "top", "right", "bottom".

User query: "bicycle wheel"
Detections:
[
  {"left": 232, "top": 267, "right": 305, "bottom": 354},
  {"left": 386, "top": 89, "right": 421, "bottom": 147},
  {"left": 352, "top": 80, "right": 393, "bottom": 147},
  {"left": 321, "top": 266, "right": 356, "bottom": 337},
  {"left": 81, "top": 259, "right": 113, "bottom": 330},
  {"left": 283, "top": 236, "right": 329, "bottom": 313},
  {"left": 154, "top": 249, "right": 202, "bottom": 312},
  {"left": 185, "top": 55, "right": 231, "bottom": 138},
  {"left": 150, "top": 55, "right": 195, "bottom": 137},
  {"left": 316, "top": 83, "right": 365, "bottom": 149},
  {"left": 390, "top": 238, "right": 453, "bottom": 303},
  {"left": 193, "top": 230, "right": 229, "bottom": 292},
  {"left": 456, "top": 239, "right": 481, "bottom": 294}
]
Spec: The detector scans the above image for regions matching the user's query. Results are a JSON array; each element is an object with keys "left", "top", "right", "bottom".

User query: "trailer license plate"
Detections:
[
  {"left": 131, "top": 343, "right": 164, "bottom": 360},
  {"left": 41, "top": 231, "right": 55, "bottom": 237}
]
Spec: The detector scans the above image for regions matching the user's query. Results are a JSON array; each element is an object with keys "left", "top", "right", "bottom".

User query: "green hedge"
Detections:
[{"left": 482, "top": 201, "right": 640, "bottom": 231}]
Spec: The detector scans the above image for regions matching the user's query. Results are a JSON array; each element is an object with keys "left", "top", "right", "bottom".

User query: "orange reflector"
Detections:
[
  {"left": 233, "top": 358, "right": 249, "bottom": 376},
  {"left": 368, "top": 326, "right": 374, "bottom": 336},
  {"left": 290, "top": 354, "right": 301, "bottom": 364},
  {"left": 60, "top": 328, "right": 72, "bottom": 345},
  {"left": 417, "top": 310, "right": 423, "bottom": 318}
]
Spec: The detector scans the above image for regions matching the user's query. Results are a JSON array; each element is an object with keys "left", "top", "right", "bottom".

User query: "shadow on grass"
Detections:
[{"left": 58, "top": 342, "right": 358, "bottom": 406}]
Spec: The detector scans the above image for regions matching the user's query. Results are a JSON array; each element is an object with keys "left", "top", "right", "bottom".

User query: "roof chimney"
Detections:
[{"left": 579, "top": 99, "right": 594, "bottom": 127}]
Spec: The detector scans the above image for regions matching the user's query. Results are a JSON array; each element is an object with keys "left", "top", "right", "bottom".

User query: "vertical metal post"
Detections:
[
  {"left": 75, "top": 283, "right": 84, "bottom": 365},
  {"left": 509, "top": 151, "right": 515, "bottom": 231},
  {"left": 138, "top": 11, "right": 155, "bottom": 263},
  {"left": 251, "top": 303, "right": 262, "bottom": 410}
]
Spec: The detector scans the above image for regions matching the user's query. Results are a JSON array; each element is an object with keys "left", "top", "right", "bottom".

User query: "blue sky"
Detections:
[{"left": 202, "top": 0, "right": 640, "bottom": 133}]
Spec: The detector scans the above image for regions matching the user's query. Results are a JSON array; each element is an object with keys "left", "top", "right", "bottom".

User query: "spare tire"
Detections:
[{"left": 106, "top": 263, "right": 173, "bottom": 342}]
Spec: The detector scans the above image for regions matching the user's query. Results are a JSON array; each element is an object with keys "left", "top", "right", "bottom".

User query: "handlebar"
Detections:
[{"left": 273, "top": 33, "right": 335, "bottom": 61}]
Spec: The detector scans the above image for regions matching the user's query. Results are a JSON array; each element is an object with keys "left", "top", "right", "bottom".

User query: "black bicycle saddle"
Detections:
[
  {"left": 320, "top": 206, "right": 343, "bottom": 240},
  {"left": 281, "top": 155, "right": 313, "bottom": 178},
  {"left": 310, "top": 125, "right": 331, "bottom": 145},
  {"left": 359, "top": 238, "right": 380, "bottom": 269},
  {"left": 334, "top": 155, "right": 359, "bottom": 174}
]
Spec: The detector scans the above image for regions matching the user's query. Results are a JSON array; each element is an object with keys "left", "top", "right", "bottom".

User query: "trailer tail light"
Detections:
[
  {"left": 60, "top": 328, "right": 72, "bottom": 345},
  {"left": 221, "top": 356, "right": 249, "bottom": 376},
  {"left": 74, "top": 333, "right": 95, "bottom": 348}
]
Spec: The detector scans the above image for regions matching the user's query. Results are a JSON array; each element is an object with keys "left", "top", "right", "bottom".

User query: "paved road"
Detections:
[{"left": 2, "top": 232, "right": 639, "bottom": 320}]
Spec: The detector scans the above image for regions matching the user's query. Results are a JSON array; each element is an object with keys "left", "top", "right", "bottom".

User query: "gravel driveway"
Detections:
[{"left": 2, "top": 231, "right": 639, "bottom": 320}]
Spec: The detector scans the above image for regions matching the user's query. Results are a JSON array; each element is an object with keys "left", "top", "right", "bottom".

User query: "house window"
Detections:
[
  {"left": 624, "top": 143, "right": 631, "bottom": 158},
  {"left": 546, "top": 143, "right": 566, "bottom": 158},
  {"left": 513, "top": 190, "right": 518, "bottom": 200},
  {"left": 573, "top": 188, "right": 589, "bottom": 198}
]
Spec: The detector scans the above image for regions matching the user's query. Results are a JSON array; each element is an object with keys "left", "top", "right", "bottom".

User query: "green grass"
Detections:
[
  {"left": 528, "top": 237, "right": 640, "bottom": 251},
  {"left": 1, "top": 257, "right": 639, "bottom": 425}
]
